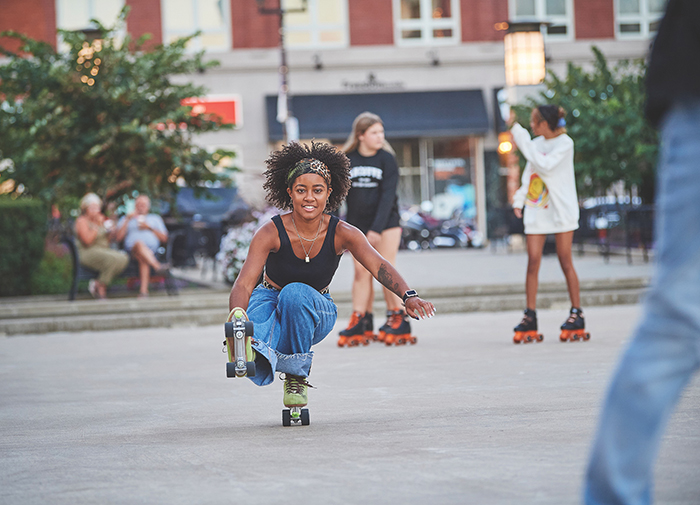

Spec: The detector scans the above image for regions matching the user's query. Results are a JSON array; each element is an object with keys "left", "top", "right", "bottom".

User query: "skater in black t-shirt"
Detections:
[{"left": 338, "top": 112, "right": 413, "bottom": 346}]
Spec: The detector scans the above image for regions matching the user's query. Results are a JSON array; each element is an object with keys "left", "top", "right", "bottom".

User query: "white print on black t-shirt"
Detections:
[{"left": 350, "top": 165, "right": 383, "bottom": 188}]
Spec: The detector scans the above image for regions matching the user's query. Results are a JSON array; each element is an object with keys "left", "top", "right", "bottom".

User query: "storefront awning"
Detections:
[{"left": 265, "top": 89, "right": 490, "bottom": 141}]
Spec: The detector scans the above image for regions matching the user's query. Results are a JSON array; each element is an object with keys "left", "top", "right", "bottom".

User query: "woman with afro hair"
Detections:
[{"left": 227, "top": 141, "right": 435, "bottom": 411}]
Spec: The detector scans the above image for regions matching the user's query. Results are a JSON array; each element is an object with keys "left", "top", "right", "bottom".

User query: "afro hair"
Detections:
[{"left": 263, "top": 141, "right": 351, "bottom": 211}]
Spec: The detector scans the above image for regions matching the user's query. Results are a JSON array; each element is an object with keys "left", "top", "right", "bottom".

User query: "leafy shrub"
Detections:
[
  {"left": 30, "top": 244, "right": 73, "bottom": 295},
  {"left": 217, "top": 208, "right": 278, "bottom": 284},
  {"left": 0, "top": 197, "right": 47, "bottom": 296}
]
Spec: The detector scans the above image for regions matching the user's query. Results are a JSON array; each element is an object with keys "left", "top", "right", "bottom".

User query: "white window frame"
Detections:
[
  {"left": 55, "top": 0, "right": 126, "bottom": 49},
  {"left": 614, "top": 0, "right": 666, "bottom": 39},
  {"left": 282, "top": 0, "right": 349, "bottom": 50},
  {"left": 393, "top": 0, "right": 461, "bottom": 47},
  {"left": 509, "top": 0, "right": 575, "bottom": 42},
  {"left": 160, "top": 0, "right": 231, "bottom": 53}
]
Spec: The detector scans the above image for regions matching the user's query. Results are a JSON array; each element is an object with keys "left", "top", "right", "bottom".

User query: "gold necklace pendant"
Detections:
[{"left": 292, "top": 213, "right": 323, "bottom": 263}]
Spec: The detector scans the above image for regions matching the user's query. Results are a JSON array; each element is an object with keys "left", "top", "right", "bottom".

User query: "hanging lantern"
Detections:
[{"left": 504, "top": 22, "right": 547, "bottom": 87}]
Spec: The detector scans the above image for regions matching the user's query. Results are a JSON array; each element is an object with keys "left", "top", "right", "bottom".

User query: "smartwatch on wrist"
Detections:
[{"left": 402, "top": 289, "right": 418, "bottom": 304}]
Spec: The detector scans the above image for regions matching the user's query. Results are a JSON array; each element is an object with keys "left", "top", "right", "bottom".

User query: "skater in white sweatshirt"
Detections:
[{"left": 507, "top": 105, "right": 587, "bottom": 344}]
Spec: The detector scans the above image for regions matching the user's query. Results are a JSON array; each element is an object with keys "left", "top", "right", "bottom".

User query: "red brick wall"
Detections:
[
  {"left": 125, "top": 0, "right": 162, "bottom": 49},
  {"left": 574, "top": 0, "right": 614, "bottom": 39},
  {"left": 0, "top": 0, "right": 57, "bottom": 51},
  {"left": 231, "top": 0, "right": 278, "bottom": 49},
  {"left": 349, "top": 0, "right": 393, "bottom": 46},
  {"left": 460, "top": 0, "right": 508, "bottom": 42}
]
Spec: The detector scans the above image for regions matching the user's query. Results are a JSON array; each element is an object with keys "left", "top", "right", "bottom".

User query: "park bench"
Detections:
[{"left": 62, "top": 231, "right": 183, "bottom": 301}]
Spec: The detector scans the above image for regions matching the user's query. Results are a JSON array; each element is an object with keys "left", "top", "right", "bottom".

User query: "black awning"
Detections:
[{"left": 265, "top": 89, "right": 490, "bottom": 141}]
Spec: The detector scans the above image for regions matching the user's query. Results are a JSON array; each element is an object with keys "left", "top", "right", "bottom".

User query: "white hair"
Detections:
[{"left": 80, "top": 192, "right": 102, "bottom": 211}]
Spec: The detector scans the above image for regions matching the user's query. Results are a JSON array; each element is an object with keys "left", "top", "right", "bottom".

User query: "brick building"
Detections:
[{"left": 0, "top": 0, "right": 662, "bottom": 235}]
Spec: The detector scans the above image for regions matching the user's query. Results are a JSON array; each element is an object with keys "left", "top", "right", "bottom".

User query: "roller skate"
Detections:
[
  {"left": 337, "top": 311, "right": 372, "bottom": 347},
  {"left": 375, "top": 310, "right": 394, "bottom": 342},
  {"left": 281, "top": 374, "right": 312, "bottom": 426},
  {"left": 223, "top": 307, "right": 256, "bottom": 378},
  {"left": 383, "top": 310, "right": 417, "bottom": 346},
  {"left": 559, "top": 307, "right": 590, "bottom": 342},
  {"left": 513, "top": 308, "right": 543, "bottom": 344}
]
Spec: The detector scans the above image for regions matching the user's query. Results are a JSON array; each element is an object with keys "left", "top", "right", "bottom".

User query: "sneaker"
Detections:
[
  {"left": 281, "top": 374, "right": 312, "bottom": 407},
  {"left": 88, "top": 279, "right": 98, "bottom": 299}
]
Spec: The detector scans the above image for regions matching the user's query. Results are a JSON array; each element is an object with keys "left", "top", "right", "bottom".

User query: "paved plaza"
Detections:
[{"left": 1, "top": 304, "right": 698, "bottom": 504}]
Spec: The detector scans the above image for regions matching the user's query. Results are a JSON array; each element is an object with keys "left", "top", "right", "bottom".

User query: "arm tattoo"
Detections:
[{"left": 377, "top": 264, "right": 400, "bottom": 297}]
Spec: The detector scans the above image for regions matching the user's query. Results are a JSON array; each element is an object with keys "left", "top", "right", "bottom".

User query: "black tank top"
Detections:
[{"left": 265, "top": 214, "right": 342, "bottom": 291}]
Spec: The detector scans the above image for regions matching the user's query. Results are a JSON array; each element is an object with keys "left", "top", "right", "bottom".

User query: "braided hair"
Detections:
[{"left": 263, "top": 141, "right": 351, "bottom": 211}]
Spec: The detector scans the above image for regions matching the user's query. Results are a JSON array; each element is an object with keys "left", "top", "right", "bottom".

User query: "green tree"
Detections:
[
  {"left": 0, "top": 7, "right": 236, "bottom": 209},
  {"left": 514, "top": 47, "right": 658, "bottom": 203}
]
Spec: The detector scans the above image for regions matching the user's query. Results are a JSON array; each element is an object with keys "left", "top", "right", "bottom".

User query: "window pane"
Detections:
[
  {"left": 618, "top": 0, "right": 640, "bottom": 14},
  {"left": 515, "top": 0, "right": 536, "bottom": 17},
  {"left": 545, "top": 0, "right": 566, "bottom": 16},
  {"left": 433, "top": 28, "right": 453, "bottom": 38},
  {"left": 198, "top": 0, "right": 225, "bottom": 30},
  {"left": 199, "top": 32, "right": 226, "bottom": 48},
  {"left": 649, "top": 0, "right": 667, "bottom": 14},
  {"left": 285, "top": 8, "right": 311, "bottom": 27},
  {"left": 318, "top": 0, "right": 342, "bottom": 24},
  {"left": 649, "top": 20, "right": 661, "bottom": 32},
  {"left": 57, "top": 0, "right": 90, "bottom": 29},
  {"left": 93, "top": 0, "right": 124, "bottom": 26},
  {"left": 401, "top": 0, "right": 421, "bottom": 20},
  {"left": 401, "top": 29, "right": 422, "bottom": 39},
  {"left": 432, "top": 0, "right": 452, "bottom": 19},
  {"left": 619, "top": 23, "right": 641, "bottom": 33},
  {"left": 319, "top": 30, "right": 343, "bottom": 43},
  {"left": 546, "top": 24, "right": 567, "bottom": 35},
  {"left": 286, "top": 31, "right": 312, "bottom": 45},
  {"left": 165, "top": 0, "right": 194, "bottom": 30}
]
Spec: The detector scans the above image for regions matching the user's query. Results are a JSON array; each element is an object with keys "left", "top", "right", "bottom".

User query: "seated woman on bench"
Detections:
[{"left": 74, "top": 193, "right": 129, "bottom": 299}]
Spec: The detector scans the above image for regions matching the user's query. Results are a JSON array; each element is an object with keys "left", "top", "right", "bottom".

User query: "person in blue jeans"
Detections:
[
  {"left": 227, "top": 141, "right": 435, "bottom": 408},
  {"left": 584, "top": 1, "right": 700, "bottom": 503}
]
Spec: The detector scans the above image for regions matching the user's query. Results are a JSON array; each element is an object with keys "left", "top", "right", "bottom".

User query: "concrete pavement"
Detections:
[{"left": 1, "top": 304, "right": 698, "bottom": 504}]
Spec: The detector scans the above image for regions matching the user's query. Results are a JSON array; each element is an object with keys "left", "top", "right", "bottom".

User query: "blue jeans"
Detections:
[
  {"left": 584, "top": 100, "right": 700, "bottom": 504},
  {"left": 245, "top": 282, "right": 337, "bottom": 387}
]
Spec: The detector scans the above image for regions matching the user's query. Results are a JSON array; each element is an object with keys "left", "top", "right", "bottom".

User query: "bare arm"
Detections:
[
  {"left": 336, "top": 222, "right": 435, "bottom": 319},
  {"left": 114, "top": 214, "right": 133, "bottom": 243},
  {"left": 228, "top": 221, "right": 279, "bottom": 311},
  {"left": 75, "top": 215, "right": 101, "bottom": 247}
]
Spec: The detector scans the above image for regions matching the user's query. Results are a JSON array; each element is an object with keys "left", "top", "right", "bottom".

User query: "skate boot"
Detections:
[
  {"left": 559, "top": 307, "right": 590, "bottom": 342},
  {"left": 376, "top": 310, "right": 395, "bottom": 342},
  {"left": 383, "top": 310, "right": 417, "bottom": 346},
  {"left": 281, "top": 374, "right": 311, "bottom": 426},
  {"left": 363, "top": 312, "right": 377, "bottom": 341},
  {"left": 223, "top": 307, "right": 256, "bottom": 378},
  {"left": 513, "top": 308, "right": 543, "bottom": 344},
  {"left": 337, "top": 311, "right": 371, "bottom": 347}
]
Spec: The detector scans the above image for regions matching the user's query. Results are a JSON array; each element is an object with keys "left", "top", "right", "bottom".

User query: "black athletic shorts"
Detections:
[{"left": 349, "top": 207, "right": 401, "bottom": 235}]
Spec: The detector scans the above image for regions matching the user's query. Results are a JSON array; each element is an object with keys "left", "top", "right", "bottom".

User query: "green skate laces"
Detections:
[{"left": 280, "top": 374, "right": 315, "bottom": 394}]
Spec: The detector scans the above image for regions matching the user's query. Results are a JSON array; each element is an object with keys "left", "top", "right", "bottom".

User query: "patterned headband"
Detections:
[{"left": 286, "top": 158, "right": 331, "bottom": 186}]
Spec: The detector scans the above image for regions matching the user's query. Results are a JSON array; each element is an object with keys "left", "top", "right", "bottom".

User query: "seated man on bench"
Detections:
[{"left": 115, "top": 195, "right": 169, "bottom": 298}]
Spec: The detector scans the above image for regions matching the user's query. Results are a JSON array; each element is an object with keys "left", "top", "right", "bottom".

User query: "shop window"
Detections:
[
  {"left": 431, "top": 138, "right": 475, "bottom": 220},
  {"left": 394, "top": 0, "right": 460, "bottom": 46},
  {"left": 283, "top": 0, "right": 348, "bottom": 49},
  {"left": 161, "top": 0, "right": 231, "bottom": 52},
  {"left": 615, "top": 0, "right": 666, "bottom": 38},
  {"left": 509, "top": 0, "right": 573, "bottom": 40}
]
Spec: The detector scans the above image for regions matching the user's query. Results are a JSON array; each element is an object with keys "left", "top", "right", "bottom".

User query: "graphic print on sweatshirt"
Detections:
[
  {"left": 526, "top": 173, "right": 549, "bottom": 208},
  {"left": 350, "top": 165, "right": 384, "bottom": 189}
]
